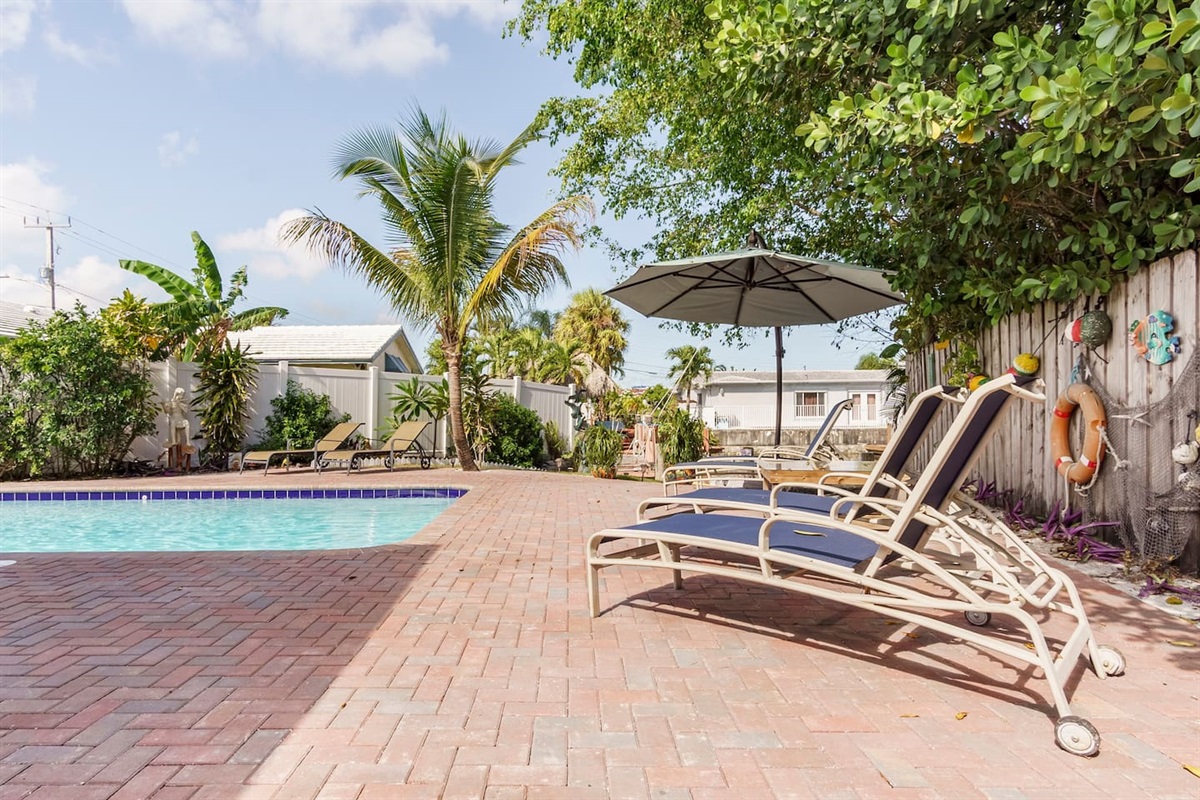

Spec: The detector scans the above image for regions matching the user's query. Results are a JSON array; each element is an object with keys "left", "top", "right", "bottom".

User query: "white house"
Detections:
[
  {"left": 228, "top": 324, "right": 422, "bottom": 373},
  {"left": 698, "top": 369, "right": 891, "bottom": 431},
  {"left": 0, "top": 300, "right": 54, "bottom": 339}
]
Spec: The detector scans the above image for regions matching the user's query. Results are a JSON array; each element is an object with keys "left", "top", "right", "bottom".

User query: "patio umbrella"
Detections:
[{"left": 606, "top": 233, "right": 904, "bottom": 445}]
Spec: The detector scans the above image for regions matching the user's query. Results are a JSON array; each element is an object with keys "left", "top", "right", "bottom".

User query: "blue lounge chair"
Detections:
[
  {"left": 639, "top": 384, "right": 963, "bottom": 519},
  {"left": 587, "top": 374, "right": 1124, "bottom": 757}
]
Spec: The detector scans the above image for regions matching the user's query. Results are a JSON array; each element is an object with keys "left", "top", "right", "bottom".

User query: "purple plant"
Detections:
[{"left": 1138, "top": 577, "right": 1200, "bottom": 603}]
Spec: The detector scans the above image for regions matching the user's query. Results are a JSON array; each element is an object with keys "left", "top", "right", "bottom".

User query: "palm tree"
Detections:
[
  {"left": 119, "top": 232, "right": 288, "bottom": 362},
  {"left": 666, "top": 344, "right": 715, "bottom": 408},
  {"left": 535, "top": 338, "right": 587, "bottom": 386},
  {"left": 554, "top": 288, "right": 630, "bottom": 378},
  {"left": 281, "top": 106, "right": 592, "bottom": 471}
]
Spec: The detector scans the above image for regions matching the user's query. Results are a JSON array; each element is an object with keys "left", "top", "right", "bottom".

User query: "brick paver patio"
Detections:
[{"left": 1, "top": 468, "right": 1197, "bottom": 799}]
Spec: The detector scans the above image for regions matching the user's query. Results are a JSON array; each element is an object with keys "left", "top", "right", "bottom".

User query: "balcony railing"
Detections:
[{"left": 703, "top": 405, "right": 883, "bottom": 429}]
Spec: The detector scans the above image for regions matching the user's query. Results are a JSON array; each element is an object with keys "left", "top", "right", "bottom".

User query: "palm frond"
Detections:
[
  {"left": 191, "top": 232, "right": 223, "bottom": 301},
  {"left": 230, "top": 307, "right": 288, "bottom": 331},
  {"left": 281, "top": 211, "right": 432, "bottom": 328},
  {"left": 119, "top": 259, "right": 197, "bottom": 303},
  {"left": 461, "top": 195, "right": 593, "bottom": 338}
]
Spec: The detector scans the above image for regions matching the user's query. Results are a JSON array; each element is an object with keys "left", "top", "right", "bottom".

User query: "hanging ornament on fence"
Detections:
[
  {"left": 1129, "top": 310, "right": 1182, "bottom": 366},
  {"left": 1068, "top": 310, "right": 1113, "bottom": 349}
]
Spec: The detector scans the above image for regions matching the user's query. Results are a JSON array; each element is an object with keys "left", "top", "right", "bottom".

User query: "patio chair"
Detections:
[
  {"left": 587, "top": 374, "right": 1124, "bottom": 757},
  {"left": 239, "top": 421, "right": 363, "bottom": 475},
  {"left": 661, "top": 398, "right": 855, "bottom": 493},
  {"left": 317, "top": 420, "right": 433, "bottom": 474},
  {"left": 639, "top": 384, "right": 963, "bottom": 519}
]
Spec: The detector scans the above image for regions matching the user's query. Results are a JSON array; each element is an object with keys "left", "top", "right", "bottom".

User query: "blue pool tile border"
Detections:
[{"left": 0, "top": 487, "right": 466, "bottom": 502}]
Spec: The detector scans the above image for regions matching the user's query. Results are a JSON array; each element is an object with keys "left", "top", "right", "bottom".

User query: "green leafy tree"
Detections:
[
  {"left": 260, "top": 380, "right": 350, "bottom": 451},
  {"left": 854, "top": 353, "right": 897, "bottom": 371},
  {"left": 486, "top": 394, "right": 546, "bottom": 467},
  {"left": 514, "top": 0, "right": 1200, "bottom": 348},
  {"left": 120, "top": 231, "right": 288, "bottom": 361},
  {"left": 665, "top": 344, "right": 715, "bottom": 405},
  {"left": 282, "top": 106, "right": 592, "bottom": 471},
  {"left": 641, "top": 384, "right": 677, "bottom": 418},
  {"left": 192, "top": 342, "right": 258, "bottom": 469},
  {"left": 0, "top": 306, "right": 157, "bottom": 478},
  {"left": 554, "top": 289, "right": 630, "bottom": 377}
]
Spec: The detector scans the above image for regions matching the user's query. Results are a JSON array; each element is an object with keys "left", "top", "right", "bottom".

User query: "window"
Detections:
[
  {"left": 793, "top": 391, "right": 826, "bottom": 418},
  {"left": 849, "top": 392, "right": 879, "bottom": 422}
]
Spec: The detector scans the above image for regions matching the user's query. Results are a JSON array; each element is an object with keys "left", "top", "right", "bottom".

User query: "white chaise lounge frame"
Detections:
[{"left": 586, "top": 375, "right": 1124, "bottom": 757}]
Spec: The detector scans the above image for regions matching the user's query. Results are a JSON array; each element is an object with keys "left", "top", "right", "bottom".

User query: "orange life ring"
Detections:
[{"left": 1049, "top": 383, "right": 1106, "bottom": 484}]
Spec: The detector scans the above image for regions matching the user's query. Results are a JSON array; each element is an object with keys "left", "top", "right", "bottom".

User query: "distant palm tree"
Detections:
[
  {"left": 119, "top": 231, "right": 288, "bottom": 361},
  {"left": 535, "top": 338, "right": 587, "bottom": 386},
  {"left": 666, "top": 344, "right": 715, "bottom": 407},
  {"left": 282, "top": 106, "right": 592, "bottom": 471},
  {"left": 554, "top": 288, "right": 630, "bottom": 378}
]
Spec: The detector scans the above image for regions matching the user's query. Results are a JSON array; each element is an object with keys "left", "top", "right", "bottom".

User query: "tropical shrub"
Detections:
[
  {"left": 259, "top": 380, "right": 349, "bottom": 451},
  {"left": 657, "top": 407, "right": 706, "bottom": 467},
  {"left": 192, "top": 342, "right": 258, "bottom": 469},
  {"left": 544, "top": 420, "right": 567, "bottom": 461},
  {"left": 0, "top": 306, "right": 158, "bottom": 479},
  {"left": 578, "top": 424, "right": 624, "bottom": 478},
  {"left": 486, "top": 394, "right": 546, "bottom": 467}
]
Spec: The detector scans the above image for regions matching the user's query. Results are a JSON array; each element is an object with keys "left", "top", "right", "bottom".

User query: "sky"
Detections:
[{"left": 0, "top": 0, "right": 877, "bottom": 385}]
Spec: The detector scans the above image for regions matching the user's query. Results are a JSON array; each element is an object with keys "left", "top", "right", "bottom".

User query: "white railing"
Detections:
[
  {"left": 134, "top": 360, "right": 577, "bottom": 464},
  {"left": 702, "top": 404, "right": 885, "bottom": 430}
]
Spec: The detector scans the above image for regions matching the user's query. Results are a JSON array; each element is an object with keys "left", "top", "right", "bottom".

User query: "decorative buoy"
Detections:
[{"left": 1050, "top": 383, "right": 1107, "bottom": 484}]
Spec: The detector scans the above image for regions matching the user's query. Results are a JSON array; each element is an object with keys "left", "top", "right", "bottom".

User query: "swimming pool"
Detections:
[{"left": 0, "top": 488, "right": 463, "bottom": 553}]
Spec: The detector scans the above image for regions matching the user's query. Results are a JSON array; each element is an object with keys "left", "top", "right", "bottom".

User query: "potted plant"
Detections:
[{"left": 578, "top": 425, "right": 623, "bottom": 479}]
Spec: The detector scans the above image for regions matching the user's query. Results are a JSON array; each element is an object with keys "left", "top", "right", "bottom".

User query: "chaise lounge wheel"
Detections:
[
  {"left": 1095, "top": 645, "right": 1126, "bottom": 677},
  {"left": 964, "top": 611, "right": 991, "bottom": 627},
  {"left": 1055, "top": 716, "right": 1100, "bottom": 757},
  {"left": 420, "top": 455, "right": 432, "bottom": 470},
  {"left": 383, "top": 456, "right": 394, "bottom": 469}
]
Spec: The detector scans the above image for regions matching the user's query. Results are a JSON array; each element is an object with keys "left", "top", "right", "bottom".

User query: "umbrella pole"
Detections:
[{"left": 774, "top": 326, "right": 784, "bottom": 448}]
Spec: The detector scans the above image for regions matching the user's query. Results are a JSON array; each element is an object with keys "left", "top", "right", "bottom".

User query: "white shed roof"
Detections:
[
  {"left": 0, "top": 300, "right": 54, "bottom": 338},
  {"left": 229, "top": 324, "right": 420, "bottom": 370}
]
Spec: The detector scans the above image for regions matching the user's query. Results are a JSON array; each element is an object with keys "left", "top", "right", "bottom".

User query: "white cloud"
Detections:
[
  {"left": 0, "top": 256, "right": 145, "bottom": 311},
  {"left": 216, "top": 208, "right": 328, "bottom": 282},
  {"left": 120, "top": 0, "right": 251, "bottom": 60},
  {"left": 118, "top": 0, "right": 511, "bottom": 75},
  {"left": 43, "top": 25, "right": 114, "bottom": 67},
  {"left": 0, "top": 160, "right": 71, "bottom": 261},
  {"left": 0, "top": 0, "right": 36, "bottom": 54},
  {"left": 256, "top": 0, "right": 447, "bottom": 75},
  {"left": 157, "top": 131, "right": 200, "bottom": 167},
  {"left": 0, "top": 75, "right": 36, "bottom": 116}
]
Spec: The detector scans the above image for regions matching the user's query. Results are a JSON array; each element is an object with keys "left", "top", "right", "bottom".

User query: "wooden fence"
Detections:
[{"left": 909, "top": 248, "right": 1199, "bottom": 568}]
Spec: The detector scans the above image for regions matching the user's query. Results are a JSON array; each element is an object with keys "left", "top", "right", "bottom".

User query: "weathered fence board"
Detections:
[{"left": 910, "top": 248, "right": 1199, "bottom": 569}]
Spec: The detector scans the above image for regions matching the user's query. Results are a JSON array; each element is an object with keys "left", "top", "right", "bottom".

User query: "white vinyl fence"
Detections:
[{"left": 133, "top": 361, "right": 576, "bottom": 466}]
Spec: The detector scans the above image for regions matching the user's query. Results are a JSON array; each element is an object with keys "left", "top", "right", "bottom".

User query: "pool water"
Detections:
[{"left": 0, "top": 494, "right": 458, "bottom": 552}]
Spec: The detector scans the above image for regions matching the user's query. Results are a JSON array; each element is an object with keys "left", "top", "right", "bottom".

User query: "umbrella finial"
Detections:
[{"left": 746, "top": 230, "right": 766, "bottom": 249}]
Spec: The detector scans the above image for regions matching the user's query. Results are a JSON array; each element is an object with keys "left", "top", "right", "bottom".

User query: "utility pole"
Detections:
[{"left": 23, "top": 216, "right": 71, "bottom": 310}]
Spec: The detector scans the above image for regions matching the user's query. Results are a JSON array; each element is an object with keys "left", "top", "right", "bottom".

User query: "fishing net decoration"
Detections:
[{"left": 1082, "top": 347, "right": 1200, "bottom": 563}]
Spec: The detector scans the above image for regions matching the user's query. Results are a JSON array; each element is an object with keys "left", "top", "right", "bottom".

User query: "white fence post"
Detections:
[
  {"left": 512, "top": 374, "right": 523, "bottom": 403},
  {"left": 367, "top": 365, "right": 380, "bottom": 440},
  {"left": 277, "top": 360, "right": 289, "bottom": 395}
]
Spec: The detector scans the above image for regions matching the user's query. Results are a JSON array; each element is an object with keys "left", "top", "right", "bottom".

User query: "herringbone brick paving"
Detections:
[{"left": 0, "top": 468, "right": 1197, "bottom": 799}]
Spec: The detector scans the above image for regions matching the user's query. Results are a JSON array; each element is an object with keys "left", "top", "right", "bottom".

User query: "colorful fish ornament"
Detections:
[{"left": 1129, "top": 310, "right": 1182, "bottom": 365}]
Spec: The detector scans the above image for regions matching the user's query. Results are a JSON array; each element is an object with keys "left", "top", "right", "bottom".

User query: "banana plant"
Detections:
[{"left": 120, "top": 231, "right": 288, "bottom": 362}]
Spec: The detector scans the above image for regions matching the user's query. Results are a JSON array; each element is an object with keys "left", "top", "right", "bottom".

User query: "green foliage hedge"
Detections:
[
  {"left": 486, "top": 394, "right": 546, "bottom": 467},
  {"left": 259, "top": 380, "right": 350, "bottom": 452},
  {"left": 0, "top": 306, "right": 157, "bottom": 479}
]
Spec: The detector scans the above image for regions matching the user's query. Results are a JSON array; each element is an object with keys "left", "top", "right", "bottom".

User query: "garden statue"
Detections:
[
  {"left": 566, "top": 388, "right": 589, "bottom": 432},
  {"left": 164, "top": 387, "right": 191, "bottom": 471}
]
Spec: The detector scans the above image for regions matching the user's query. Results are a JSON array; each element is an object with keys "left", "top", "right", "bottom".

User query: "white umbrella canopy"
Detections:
[
  {"left": 606, "top": 241, "right": 904, "bottom": 446},
  {"left": 606, "top": 249, "right": 902, "bottom": 327}
]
